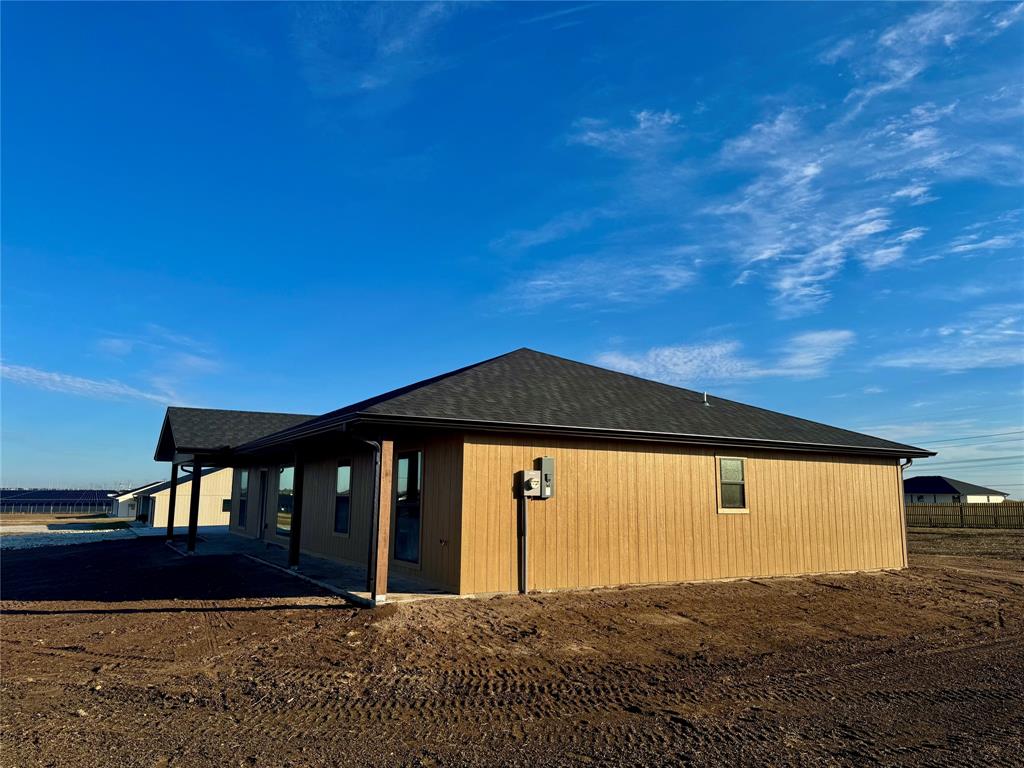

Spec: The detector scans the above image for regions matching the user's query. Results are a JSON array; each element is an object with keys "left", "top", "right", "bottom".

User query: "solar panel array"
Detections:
[
  {"left": 0, "top": 489, "right": 119, "bottom": 514},
  {"left": 0, "top": 489, "right": 119, "bottom": 503}
]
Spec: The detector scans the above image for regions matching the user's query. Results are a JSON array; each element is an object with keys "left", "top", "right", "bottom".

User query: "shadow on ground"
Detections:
[{"left": 0, "top": 537, "right": 336, "bottom": 611}]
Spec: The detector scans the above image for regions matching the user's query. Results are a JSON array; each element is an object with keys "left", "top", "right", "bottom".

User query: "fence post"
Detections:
[
  {"left": 959, "top": 503, "right": 964, "bottom": 528},
  {"left": 993, "top": 504, "right": 1000, "bottom": 529}
]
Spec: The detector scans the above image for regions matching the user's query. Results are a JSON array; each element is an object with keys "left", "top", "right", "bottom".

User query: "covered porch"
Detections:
[{"left": 156, "top": 407, "right": 456, "bottom": 606}]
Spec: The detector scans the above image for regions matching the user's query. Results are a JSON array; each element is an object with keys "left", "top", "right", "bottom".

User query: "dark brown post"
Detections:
[
  {"left": 288, "top": 457, "right": 305, "bottom": 568},
  {"left": 369, "top": 440, "right": 394, "bottom": 605},
  {"left": 186, "top": 464, "right": 203, "bottom": 553},
  {"left": 165, "top": 463, "right": 179, "bottom": 540}
]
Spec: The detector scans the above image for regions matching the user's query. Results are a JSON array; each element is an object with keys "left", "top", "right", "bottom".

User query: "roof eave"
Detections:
[{"left": 234, "top": 411, "right": 935, "bottom": 459}]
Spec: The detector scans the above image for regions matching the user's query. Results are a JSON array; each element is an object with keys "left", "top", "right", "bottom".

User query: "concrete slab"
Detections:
[{"left": 167, "top": 530, "right": 454, "bottom": 606}]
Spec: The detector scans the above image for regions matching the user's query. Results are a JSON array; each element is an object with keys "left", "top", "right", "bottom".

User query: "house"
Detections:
[
  {"left": 109, "top": 470, "right": 236, "bottom": 525},
  {"left": 904, "top": 476, "right": 1007, "bottom": 505},
  {"left": 140, "top": 469, "right": 236, "bottom": 527},
  {"left": 153, "top": 348, "right": 933, "bottom": 605},
  {"left": 110, "top": 481, "right": 163, "bottom": 518}
]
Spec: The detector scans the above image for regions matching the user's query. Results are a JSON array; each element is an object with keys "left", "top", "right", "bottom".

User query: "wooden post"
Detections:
[
  {"left": 369, "top": 440, "right": 394, "bottom": 605},
  {"left": 165, "top": 463, "right": 179, "bottom": 540},
  {"left": 288, "top": 458, "right": 305, "bottom": 568},
  {"left": 186, "top": 464, "right": 203, "bottom": 553}
]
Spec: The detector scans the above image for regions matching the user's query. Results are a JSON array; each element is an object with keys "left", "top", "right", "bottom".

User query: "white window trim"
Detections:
[{"left": 716, "top": 455, "right": 749, "bottom": 515}]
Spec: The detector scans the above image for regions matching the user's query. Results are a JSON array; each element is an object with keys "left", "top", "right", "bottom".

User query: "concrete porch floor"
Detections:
[{"left": 167, "top": 530, "right": 455, "bottom": 607}]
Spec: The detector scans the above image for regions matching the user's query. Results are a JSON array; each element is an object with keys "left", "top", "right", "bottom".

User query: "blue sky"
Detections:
[{"left": 2, "top": 2, "right": 1022, "bottom": 493}]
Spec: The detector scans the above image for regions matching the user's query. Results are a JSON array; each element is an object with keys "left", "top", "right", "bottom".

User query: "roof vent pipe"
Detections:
[{"left": 703, "top": 392, "right": 710, "bottom": 407}]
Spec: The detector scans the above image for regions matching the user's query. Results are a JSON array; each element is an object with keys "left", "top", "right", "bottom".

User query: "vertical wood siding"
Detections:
[
  {"left": 228, "top": 435, "right": 465, "bottom": 593},
  {"left": 459, "top": 435, "right": 906, "bottom": 595},
  {"left": 295, "top": 452, "right": 376, "bottom": 565}
]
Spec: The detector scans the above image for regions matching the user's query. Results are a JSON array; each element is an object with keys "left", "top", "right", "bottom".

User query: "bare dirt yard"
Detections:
[{"left": 2, "top": 530, "right": 1021, "bottom": 767}]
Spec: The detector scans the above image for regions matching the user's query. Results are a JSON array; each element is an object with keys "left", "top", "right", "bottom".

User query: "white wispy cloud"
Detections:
[
  {"left": 950, "top": 235, "right": 1017, "bottom": 254},
  {"left": 1, "top": 363, "right": 175, "bottom": 405},
  {"left": 896, "top": 227, "right": 928, "bottom": 243},
  {"left": 496, "top": 4, "right": 1021, "bottom": 317},
  {"left": 93, "top": 325, "right": 221, "bottom": 401},
  {"left": 843, "top": 4, "right": 971, "bottom": 119},
  {"left": 505, "top": 246, "right": 698, "bottom": 309},
  {"left": 891, "top": 183, "right": 936, "bottom": 205},
  {"left": 490, "top": 208, "right": 611, "bottom": 251},
  {"left": 291, "top": 2, "right": 459, "bottom": 98},
  {"left": 597, "top": 329, "right": 855, "bottom": 385},
  {"left": 877, "top": 303, "right": 1024, "bottom": 372},
  {"left": 519, "top": 3, "right": 597, "bottom": 26},
  {"left": 569, "top": 110, "right": 682, "bottom": 157}
]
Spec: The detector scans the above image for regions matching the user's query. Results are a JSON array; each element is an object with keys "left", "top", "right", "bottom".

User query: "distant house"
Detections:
[
  {"left": 111, "top": 469, "right": 236, "bottom": 527},
  {"left": 110, "top": 481, "right": 163, "bottom": 518},
  {"left": 904, "top": 476, "right": 1007, "bottom": 505}
]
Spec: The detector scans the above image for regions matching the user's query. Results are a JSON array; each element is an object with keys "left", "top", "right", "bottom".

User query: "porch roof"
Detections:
[{"left": 154, "top": 407, "right": 316, "bottom": 462}]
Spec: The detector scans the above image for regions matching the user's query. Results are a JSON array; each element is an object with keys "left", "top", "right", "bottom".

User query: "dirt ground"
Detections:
[
  {"left": 0, "top": 513, "right": 115, "bottom": 526},
  {"left": 1, "top": 530, "right": 1021, "bottom": 767}
]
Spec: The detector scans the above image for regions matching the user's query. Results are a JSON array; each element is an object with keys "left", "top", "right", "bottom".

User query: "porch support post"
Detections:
[
  {"left": 165, "top": 463, "right": 179, "bottom": 540},
  {"left": 288, "top": 456, "right": 305, "bottom": 568},
  {"left": 186, "top": 463, "right": 203, "bottom": 553},
  {"left": 369, "top": 439, "right": 394, "bottom": 605}
]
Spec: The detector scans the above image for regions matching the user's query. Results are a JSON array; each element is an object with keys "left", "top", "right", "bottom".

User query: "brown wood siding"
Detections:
[
  {"left": 295, "top": 452, "right": 376, "bottom": 565},
  {"left": 383, "top": 434, "right": 463, "bottom": 591},
  {"left": 234, "top": 435, "right": 465, "bottom": 593},
  {"left": 459, "top": 435, "right": 906, "bottom": 595}
]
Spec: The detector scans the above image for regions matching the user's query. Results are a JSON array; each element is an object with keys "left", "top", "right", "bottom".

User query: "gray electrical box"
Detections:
[
  {"left": 520, "top": 469, "right": 542, "bottom": 498},
  {"left": 536, "top": 456, "right": 555, "bottom": 500}
]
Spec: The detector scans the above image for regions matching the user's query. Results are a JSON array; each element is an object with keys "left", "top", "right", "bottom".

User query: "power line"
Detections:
[
  {"left": 924, "top": 430, "right": 1024, "bottom": 446},
  {"left": 851, "top": 401, "right": 1024, "bottom": 429},
  {"left": 929, "top": 437, "right": 1024, "bottom": 452},
  {"left": 916, "top": 453, "right": 1023, "bottom": 463}
]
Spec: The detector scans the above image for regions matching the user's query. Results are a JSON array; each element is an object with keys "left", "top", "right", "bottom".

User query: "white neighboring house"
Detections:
[
  {"left": 110, "top": 468, "right": 235, "bottom": 527},
  {"left": 110, "top": 481, "right": 163, "bottom": 518},
  {"left": 904, "top": 475, "right": 1007, "bottom": 505}
]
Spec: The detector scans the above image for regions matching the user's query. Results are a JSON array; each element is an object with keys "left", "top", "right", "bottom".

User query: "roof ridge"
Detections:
[
  {"left": 316, "top": 348, "right": 530, "bottom": 420},
  {"left": 166, "top": 405, "right": 315, "bottom": 417}
]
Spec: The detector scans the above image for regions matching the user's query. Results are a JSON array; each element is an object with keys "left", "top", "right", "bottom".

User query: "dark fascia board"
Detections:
[
  {"left": 236, "top": 411, "right": 935, "bottom": 460},
  {"left": 153, "top": 413, "right": 174, "bottom": 462}
]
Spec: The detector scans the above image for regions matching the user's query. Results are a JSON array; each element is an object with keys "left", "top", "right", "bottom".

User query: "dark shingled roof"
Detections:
[
  {"left": 154, "top": 407, "right": 316, "bottom": 461},
  {"left": 238, "top": 348, "right": 932, "bottom": 458},
  {"left": 904, "top": 475, "right": 1007, "bottom": 497}
]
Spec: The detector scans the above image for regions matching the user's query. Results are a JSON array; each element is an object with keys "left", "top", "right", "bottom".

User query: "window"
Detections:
[
  {"left": 238, "top": 470, "right": 249, "bottom": 528},
  {"left": 222, "top": 498, "right": 231, "bottom": 513},
  {"left": 335, "top": 461, "right": 352, "bottom": 535},
  {"left": 394, "top": 451, "right": 422, "bottom": 563},
  {"left": 276, "top": 466, "right": 294, "bottom": 536},
  {"left": 718, "top": 457, "right": 747, "bottom": 511}
]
